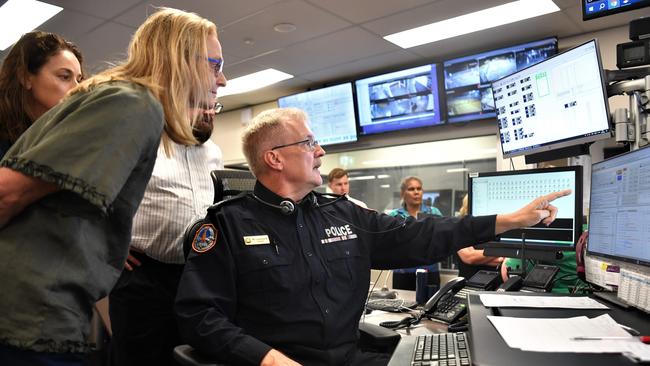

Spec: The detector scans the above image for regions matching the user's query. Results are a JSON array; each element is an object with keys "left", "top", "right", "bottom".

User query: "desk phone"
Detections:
[{"left": 424, "top": 271, "right": 501, "bottom": 323}]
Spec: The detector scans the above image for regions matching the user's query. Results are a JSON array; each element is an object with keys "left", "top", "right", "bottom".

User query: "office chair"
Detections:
[
  {"left": 176, "top": 170, "right": 400, "bottom": 365},
  {"left": 210, "top": 169, "right": 256, "bottom": 204},
  {"left": 182, "top": 170, "right": 257, "bottom": 260}
]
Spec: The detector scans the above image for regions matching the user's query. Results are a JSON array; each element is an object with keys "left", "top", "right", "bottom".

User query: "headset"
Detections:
[
  {"left": 251, "top": 192, "right": 344, "bottom": 216},
  {"left": 252, "top": 194, "right": 296, "bottom": 215}
]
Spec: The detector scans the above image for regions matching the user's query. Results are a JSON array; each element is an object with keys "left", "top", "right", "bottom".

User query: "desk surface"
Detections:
[{"left": 468, "top": 292, "right": 650, "bottom": 366}]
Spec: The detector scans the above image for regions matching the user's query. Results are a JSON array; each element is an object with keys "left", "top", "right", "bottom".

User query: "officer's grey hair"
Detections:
[{"left": 242, "top": 107, "right": 308, "bottom": 177}]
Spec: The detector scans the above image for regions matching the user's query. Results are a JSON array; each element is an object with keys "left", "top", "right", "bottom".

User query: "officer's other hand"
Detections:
[
  {"left": 260, "top": 349, "right": 302, "bottom": 366},
  {"left": 124, "top": 249, "right": 142, "bottom": 271},
  {"left": 495, "top": 189, "right": 572, "bottom": 235}
]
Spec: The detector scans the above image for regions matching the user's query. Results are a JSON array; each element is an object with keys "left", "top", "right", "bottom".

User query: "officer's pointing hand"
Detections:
[{"left": 495, "top": 189, "right": 572, "bottom": 235}]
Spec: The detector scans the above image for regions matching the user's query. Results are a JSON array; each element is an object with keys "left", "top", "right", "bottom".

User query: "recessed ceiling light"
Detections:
[
  {"left": 273, "top": 23, "right": 297, "bottom": 33},
  {"left": 218, "top": 68, "right": 293, "bottom": 97},
  {"left": 0, "top": 0, "right": 63, "bottom": 50},
  {"left": 446, "top": 168, "right": 469, "bottom": 173},
  {"left": 348, "top": 175, "right": 376, "bottom": 181},
  {"left": 384, "top": 0, "right": 560, "bottom": 49}
]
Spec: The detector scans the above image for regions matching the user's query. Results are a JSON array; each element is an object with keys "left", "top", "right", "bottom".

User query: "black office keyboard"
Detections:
[
  {"left": 411, "top": 332, "right": 471, "bottom": 366},
  {"left": 366, "top": 298, "right": 418, "bottom": 312}
]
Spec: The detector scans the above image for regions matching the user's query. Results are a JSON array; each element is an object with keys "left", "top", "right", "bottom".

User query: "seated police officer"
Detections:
[{"left": 174, "top": 107, "right": 570, "bottom": 366}]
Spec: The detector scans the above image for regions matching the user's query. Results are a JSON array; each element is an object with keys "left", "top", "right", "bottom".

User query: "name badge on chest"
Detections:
[{"left": 243, "top": 235, "right": 271, "bottom": 245}]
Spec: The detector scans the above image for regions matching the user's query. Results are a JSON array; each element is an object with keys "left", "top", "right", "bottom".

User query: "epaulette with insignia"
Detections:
[{"left": 207, "top": 192, "right": 248, "bottom": 214}]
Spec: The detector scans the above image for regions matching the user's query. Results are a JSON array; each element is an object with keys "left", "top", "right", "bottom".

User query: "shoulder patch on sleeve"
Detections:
[{"left": 191, "top": 223, "right": 218, "bottom": 253}]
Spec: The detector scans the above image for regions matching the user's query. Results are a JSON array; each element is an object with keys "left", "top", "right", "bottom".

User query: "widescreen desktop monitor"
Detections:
[
  {"left": 468, "top": 166, "right": 582, "bottom": 256},
  {"left": 493, "top": 39, "right": 611, "bottom": 160},
  {"left": 443, "top": 37, "right": 557, "bottom": 123},
  {"left": 587, "top": 146, "right": 650, "bottom": 267},
  {"left": 355, "top": 63, "right": 442, "bottom": 135},
  {"left": 583, "top": 0, "right": 650, "bottom": 20},
  {"left": 277, "top": 83, "right": 357, "bottom": 146}
]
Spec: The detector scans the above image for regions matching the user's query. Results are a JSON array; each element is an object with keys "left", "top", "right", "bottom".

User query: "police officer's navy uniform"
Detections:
[{"left": 175, "top": 181, "right": 496, "bottom": 366}]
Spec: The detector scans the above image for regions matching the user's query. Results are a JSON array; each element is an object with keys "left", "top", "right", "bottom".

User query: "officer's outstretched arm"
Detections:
[{"left": 494, "top": 189, "right": 571, "bottom": 235}]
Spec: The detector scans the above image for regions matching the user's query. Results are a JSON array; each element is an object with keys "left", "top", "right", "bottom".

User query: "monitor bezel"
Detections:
[
  {"left": 353, "top": 62, "right": 445, "bottom": 136},
  {"left": 493, "top": 39, "right": 612, "bottom": 160},
  {"left": 468, "top": 166, "right": 583, "bottom": 253},
  {"left": 277, "top": 82, "right": 359, "bottom": 147},
  {"left": 582, "top": 0, "right": 650, "bottom": 21},
  {"left": 442, "top": 36, "right": 559, "bottom": 124},
  {"left": 586, "top": 145, "right": 650, "bottom": 267}
]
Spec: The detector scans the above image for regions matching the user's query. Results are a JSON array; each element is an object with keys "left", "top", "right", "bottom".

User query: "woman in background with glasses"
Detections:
[
  {"left": 0, "top": 31, "right": 84, "bottom": 159},
  {"left": 0, "top": 7, "right": 224, "bottom": 365}
]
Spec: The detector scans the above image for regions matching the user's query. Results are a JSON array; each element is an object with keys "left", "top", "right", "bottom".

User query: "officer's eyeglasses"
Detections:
[
  {"left": 271, "top": 137, "right": 320, "bottom": 152},
  {"left": 207, "top": 57, "right": 224, "bottom": 78}
]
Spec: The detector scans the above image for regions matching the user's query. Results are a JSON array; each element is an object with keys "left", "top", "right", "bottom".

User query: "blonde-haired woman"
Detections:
[{"left": 0, "top": 8, "right": 225, "bottom": 364}]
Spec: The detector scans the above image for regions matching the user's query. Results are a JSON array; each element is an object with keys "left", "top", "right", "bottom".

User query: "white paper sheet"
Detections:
[
  {"left": 486, "top": 314, "right": 650, "bottom": 360},
  {"left": 479, "top": 294, "right": 609, "bottom": 309}
]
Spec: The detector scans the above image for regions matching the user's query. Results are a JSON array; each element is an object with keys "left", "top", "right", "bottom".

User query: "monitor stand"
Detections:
[{"left": 593, "top": 291, "right": 630, "bottom": 309}]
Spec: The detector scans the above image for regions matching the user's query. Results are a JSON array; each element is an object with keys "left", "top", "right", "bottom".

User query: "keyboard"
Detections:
[
  {"left": 387, "top": 332, "right": 471, "bottom": 366},
  {"left": 366, "top": 298, "right": 419, "bottom": 312}
]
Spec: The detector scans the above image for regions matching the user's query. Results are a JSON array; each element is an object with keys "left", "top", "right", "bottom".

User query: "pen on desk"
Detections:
[
  {"left": 274, "top": 243, "right": 279, "bottom": 255},
  {"left": 571, "top": 336, "right": 650, "bottom": 344}
]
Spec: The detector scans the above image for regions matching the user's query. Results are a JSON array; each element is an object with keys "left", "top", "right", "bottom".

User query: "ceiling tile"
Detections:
[
  {"left": 46, "top": 0, "right": 143, "bottom": 20},
  {"left": 306, "top": 0, "right": 437, "bottom": 24},
  {"left": 113, "top": 0, "right": 285, "bottom": 28},
  {"left": 251, "top": 27, "right": 401, "bottom": 76},
  {"left": 362, "top": 0, "right": 507, "bottom": 36},
  {"left": 406, "top": 11, "right": 582, "bottom": 61},
  {"left": 218, "top": 0, "right": 351, "bottom": 60},
  {"left": 34, "top": 9, "right": 104, "bottom": 44},
  {"left": 300, "top": 50, "right": 423, "bottom": 84},
  {"left": 74, "top": 22, "right": 137, "bottom": 74}
]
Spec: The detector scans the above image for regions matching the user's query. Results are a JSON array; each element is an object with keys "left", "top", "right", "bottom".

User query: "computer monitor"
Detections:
[
  {"left": 587, "top": 146, "right": 650, "bottom": 267},
  {"left": 354, "top": 63, "right": 443, "bottom": 135},
  {"left": 277, "top": 82, "right": 357, "bottom": 146},
  {"left": 468, "top": 166, "right": 582, "bottom": 260},
  {"left": 443, "top": 37, "right": 557, "bottom": 123},
  {"left": 582, "top": 0, "right": 650, "bottom": 20},
  {"left": 492, "top": 39, "right": 612, "bottom": 161}
]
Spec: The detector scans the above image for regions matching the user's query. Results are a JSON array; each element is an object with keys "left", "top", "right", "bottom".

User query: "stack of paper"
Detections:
[
  {"left": 479, "top": 294, "right": 609, "bottom": 309},
  {"left": 487, "top": 314, "right": 650, "bottom": 362}
]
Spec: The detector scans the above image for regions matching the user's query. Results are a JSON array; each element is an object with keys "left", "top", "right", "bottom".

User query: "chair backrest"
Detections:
[
  {"left": 183, "top": 170, "right": 256, "bottom": 260},
  {"left": 210, "top": 169, "right": 256, "bottom": 203}
]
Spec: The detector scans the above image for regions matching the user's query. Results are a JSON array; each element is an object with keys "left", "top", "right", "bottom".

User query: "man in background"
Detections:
[{"left": 327, "top": 167, "right": 368, "bottom": 208}]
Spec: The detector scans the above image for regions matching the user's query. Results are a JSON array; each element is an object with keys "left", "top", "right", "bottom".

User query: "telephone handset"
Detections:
[{"left": 423, "top": 277, "right": 467, "bottom": 323}]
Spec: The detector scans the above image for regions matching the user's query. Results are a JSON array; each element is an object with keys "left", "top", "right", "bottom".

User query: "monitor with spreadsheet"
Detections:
[
  {"left": 277, "top": 82, "right": 358, "bottom": 146},
  {"left": 587, "top": 146, "right": 650, "bottom": 267},
  {"left": 468, "top": 166, "right": 582, "bottom": 255},
  {"left": 492, "top": 39, "right": 611, "bottom": 160}
]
